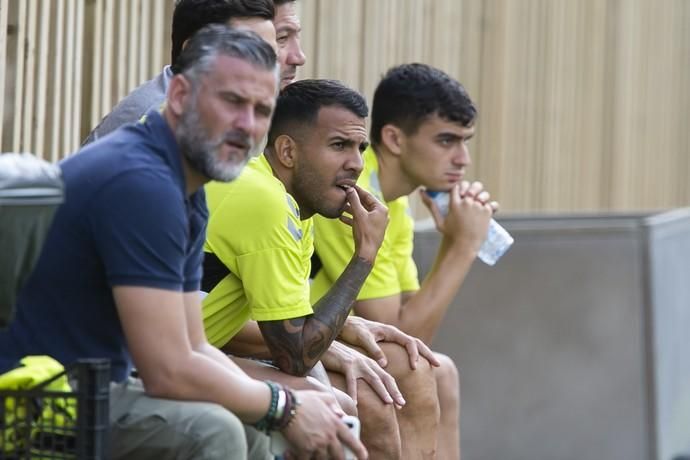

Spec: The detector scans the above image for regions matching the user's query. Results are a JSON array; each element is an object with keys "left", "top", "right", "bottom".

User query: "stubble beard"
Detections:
[{"left": 175, "top": 102, "right": 253, "bottom": 183}]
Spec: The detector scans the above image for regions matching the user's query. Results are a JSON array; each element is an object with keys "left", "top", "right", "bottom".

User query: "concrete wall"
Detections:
[{"left": 413, "top": 210, "right": 690, "bottom": 460}]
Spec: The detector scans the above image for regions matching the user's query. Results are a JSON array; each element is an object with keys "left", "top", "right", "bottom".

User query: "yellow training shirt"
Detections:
[
  {"left": 202, "top": 154, "right": 314, "bottom": 348},
  {"left": 311, "top": 146, "right": 420, "bottom": 303}
]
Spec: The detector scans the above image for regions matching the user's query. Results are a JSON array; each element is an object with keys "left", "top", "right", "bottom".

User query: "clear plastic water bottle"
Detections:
[{"left": 426, "top": 190, "right": 514, "bottom": 266}]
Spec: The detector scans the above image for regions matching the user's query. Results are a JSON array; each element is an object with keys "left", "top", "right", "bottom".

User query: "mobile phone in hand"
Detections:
[{"left": 270, "top": 415, "right": 360, "bottom": 459}]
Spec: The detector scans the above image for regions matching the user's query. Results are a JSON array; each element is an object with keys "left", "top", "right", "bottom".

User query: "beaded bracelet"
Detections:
[
  {"left": 253, "top": 380, "right": 280, "bottom": 433},
  {"left": 254, "top": 382, "right": 301, "bottom": 433}
]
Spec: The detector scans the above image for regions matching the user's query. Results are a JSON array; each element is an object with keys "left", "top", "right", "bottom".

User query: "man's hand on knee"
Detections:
[
  {"left": 339, "top": 316, "right": 440, "bottom": 370},
  {"left": 321, "top": 340, "right": 405, "bottom": 409}
]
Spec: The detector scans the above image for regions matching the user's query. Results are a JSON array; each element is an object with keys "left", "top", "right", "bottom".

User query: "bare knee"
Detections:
[
  {"left": 356, "top": 381, "right": 402, "bottom": 459},
  {"left": 434, "top": 352, "right": 460, "bottom": 409},
  {"left": 380, "top": 342, "right": 438, "bottom": 406}
]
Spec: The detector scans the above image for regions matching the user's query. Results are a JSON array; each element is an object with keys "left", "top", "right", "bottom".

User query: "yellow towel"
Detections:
[{"left": 0, "top": 356, "right": 76, "bottom": 457}]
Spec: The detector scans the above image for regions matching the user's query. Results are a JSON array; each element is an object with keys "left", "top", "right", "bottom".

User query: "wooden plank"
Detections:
[
  {"left": 21, "top": 0, "right": 38, "bottom": 155},
  {"left": 650, "top": 3, "right": 673, "bottom": 207},
  {"left": 101, "top": 0, "right": 114, "bottom": 117},
  {"left": 50, "top": 0, "right": 65, "bottom": 162},
  {"left": 0, "top": 0, "right": 9, "bottom": 150},
  {"left": 90, "top": 0, "right": 104, "bottom": 129},
  {"left": 672, "top": 0, "right": 690, "bottom": 206},
  {"left": 578, "top": 0, "right": 607, "bottom": 210},
  {"left": 476, "top": 0, "right": 508, "bottom": 206},
  {"left": 139, "top": 0, "right": 151, "bottom": 83},
  {"left": 62, "top": 0, "right": 75, "bottom": 155},
  {"left": 34, "top": 0, "right": 51, "bottom": 158},
  {"left": 11, "top": 0, "right": 27, "bottom": 152},
  {"left": 151, "top": 0, "right": 165, "bottom": 74},
  {"left": 72, "top": 0, "right": 85, "bottom": 151},
  {"left": 128, "top": 0, "right": 140, "bottom": 91},
  {"left": 116, "top": 0, "right": 127, "bottom": 100}
]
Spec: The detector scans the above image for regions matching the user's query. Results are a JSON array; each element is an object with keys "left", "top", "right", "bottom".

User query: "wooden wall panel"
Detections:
[
  {"left": 0, "top": 0, "right": 687, "bottom": 214},
  {"left": 296, "top": 0, "right": 690, "bottom": 213},
  {"left": 0, "top": 0, "right": 9, "bottom": 148}
]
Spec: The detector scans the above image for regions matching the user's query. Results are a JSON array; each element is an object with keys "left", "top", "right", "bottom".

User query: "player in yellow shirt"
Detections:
[
  {"left": 202, "top": 79, "right": 442, "bottom": 458},
  {"left": 312, "top": 64, "right": 499, "bottom": 460}
]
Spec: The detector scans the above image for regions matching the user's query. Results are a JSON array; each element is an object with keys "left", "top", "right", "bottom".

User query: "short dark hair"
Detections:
[
  {"left": 273, "top": 0, "right": 296, "bottom": 7},
  {"left": 171, "top": 0, "right": 275, "bottom": 71},
  {"left": 267, "top": 79, "right": 368, "bottom": 147},
  {"left": 175, "top": 24, "right": 277, "bottom": 87},
  {"left": 370, "top": 63, "right": 477, "bottom": 146}
]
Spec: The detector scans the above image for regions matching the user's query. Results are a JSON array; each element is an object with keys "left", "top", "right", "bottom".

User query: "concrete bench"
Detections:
[{"left": 414, "top": 210, "right": 690, "bottom": 460}]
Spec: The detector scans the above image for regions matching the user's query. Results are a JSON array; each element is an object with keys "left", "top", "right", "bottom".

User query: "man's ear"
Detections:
[
  {"left": 272, "top": 134, "right": 298, "bottom": 168},
  {"left": 166, "top": 74, "right": 192, "bottom": 116},
  {"left": 380, "top": 124, "right": 405, "bottom": 156}
]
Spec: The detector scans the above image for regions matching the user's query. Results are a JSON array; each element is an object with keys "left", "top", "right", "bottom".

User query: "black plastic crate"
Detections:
[{"left": 0, "top": 359, "right": 109, "bottom": 459}]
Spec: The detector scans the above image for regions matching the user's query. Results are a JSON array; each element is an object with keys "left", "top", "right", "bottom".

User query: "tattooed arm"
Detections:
[
  {"left": 259, "top": 185, "right": 388, "bottom": 376},
  {"left": 260, "top": 256, "right": 372, "bottom": 375}
]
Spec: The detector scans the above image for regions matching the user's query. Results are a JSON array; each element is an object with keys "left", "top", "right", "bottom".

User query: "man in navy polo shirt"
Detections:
[{"left": 0, "top": 25, "right": 366, "bottom": 460}]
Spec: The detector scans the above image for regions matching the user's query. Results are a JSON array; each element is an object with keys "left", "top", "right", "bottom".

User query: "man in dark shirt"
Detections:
[{"left": 0, "top": 25, "right": 366, "bottom": 460}]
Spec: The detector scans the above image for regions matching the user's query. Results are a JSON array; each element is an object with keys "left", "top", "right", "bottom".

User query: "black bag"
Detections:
[{"left": 0, "top": 153, "right": 63, "bottom": 328}]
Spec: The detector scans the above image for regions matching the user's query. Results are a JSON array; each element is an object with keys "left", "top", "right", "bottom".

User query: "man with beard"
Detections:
[
  {"left": 83, "top": 0, "right": 305, "bottom": 144},
  {"left": 201, "top": 79, "right": 442, "bottom": 459},
  {"left": 312, "top": 63, "right": 501, "bottom": 460},
  {"left": 0, "top": 26, "right": 366, "bottom": 460}
]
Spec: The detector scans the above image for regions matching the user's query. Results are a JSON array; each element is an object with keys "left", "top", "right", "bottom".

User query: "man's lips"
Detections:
[
  {"left": 335, "top": 179, "right": 357, "bottom": 191},
  {"left": 445, "top": 171, "right": 464, "bottom": 181},
  {"left": 281, "top": 69, "right": 297, "bottom": 83},
  {"left": 225, "top": 140, "right": 249, "bottom": 150},
  {"left": 223, "top": 133, "right": 250, "bottom": 151}
]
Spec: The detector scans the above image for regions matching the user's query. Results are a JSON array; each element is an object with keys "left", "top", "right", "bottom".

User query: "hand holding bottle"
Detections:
[{"left": 424, "top": 186, "right": 513, "bottom": 266}]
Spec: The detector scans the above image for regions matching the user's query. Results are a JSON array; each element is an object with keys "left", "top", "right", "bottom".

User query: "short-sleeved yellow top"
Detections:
[{"left": 202, "top": 154, "right": 314, "bottom": 348}]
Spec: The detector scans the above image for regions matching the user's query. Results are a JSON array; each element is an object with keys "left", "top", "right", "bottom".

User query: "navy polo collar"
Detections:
[{"left": 138, "top": 109, "right": 187, "bottom": 195}]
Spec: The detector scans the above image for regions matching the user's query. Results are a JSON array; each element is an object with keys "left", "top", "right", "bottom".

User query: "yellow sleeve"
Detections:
[
  {"left": 202, "top": 172, "right": 313, "bottom": 347},
  {"left": 238, "top": 243, "right": 313, "bottom": 322}
]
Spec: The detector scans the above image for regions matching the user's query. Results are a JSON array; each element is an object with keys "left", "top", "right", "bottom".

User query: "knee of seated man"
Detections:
[
  {"left": 303, "top": 375, "right": 357, "bottom": 416},
  {"left": 375, "top": 342, "right": 440, "bottom": 420},
  {"left": 356, "top": 380, "right": 401, "bottom": 453},
  {"left": 377, "top": 341, "right": 436, "bottom": 385},
  {"left": 433, "top": 352, "right": 460, "bottom": 404},
  {"left": 356, "top": 379, "right": 398, "bottom": 425}
]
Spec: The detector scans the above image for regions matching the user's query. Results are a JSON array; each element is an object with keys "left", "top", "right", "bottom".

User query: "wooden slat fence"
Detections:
[{"left": 0, "top": 0, "right": 688, "bottom": 213}]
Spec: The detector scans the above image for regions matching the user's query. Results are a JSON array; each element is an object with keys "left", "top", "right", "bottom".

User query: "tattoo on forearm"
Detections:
[{"left": 259, "top": 256, "right": 372, "bottom": 376}]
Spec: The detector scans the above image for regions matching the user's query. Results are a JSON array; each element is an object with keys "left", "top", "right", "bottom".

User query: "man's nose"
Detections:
[
  {"left": 345, "top": 148, "right": 364, "bottom": 175},
  {"left": 453, "top": 143, "right": 471, "bottom": 167},
  {"left": 286, "top": 41, "right": 306, "bottom": 66},
  {"left": 233, "top": 106, "right": 255, "bottom": 135}
]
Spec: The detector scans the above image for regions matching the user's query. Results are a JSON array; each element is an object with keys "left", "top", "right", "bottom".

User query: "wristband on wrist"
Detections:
[
  {"left": 253, "top": 380, "right": 280, "bottom": 433},
  {"left": 274, "top": 387, "right": 287, "bottom": 420},
  {"left": 276, "top": 388, "right": 299, "bottom": 431}
]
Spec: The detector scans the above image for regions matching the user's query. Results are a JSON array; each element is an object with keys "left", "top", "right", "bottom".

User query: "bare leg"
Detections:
[
  {"left": 433, "top": 353, "right": 460, "bottom": 460},
  {"left": 378, "top": 342, "right": 440, "bottom": 460},
  {"left": 328, "top": 371, "right": 402, "bottom": 459}
]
